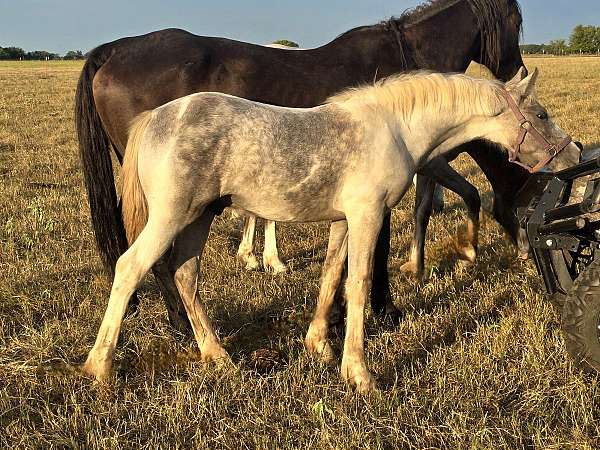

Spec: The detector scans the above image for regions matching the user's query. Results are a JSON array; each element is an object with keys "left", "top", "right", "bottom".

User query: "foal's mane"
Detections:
[
  {"left": 335, "top": 0, "right": 522, "bottom": 73},
  {"left": 327, "top": 72, "right": 504, "bottom": 121}
]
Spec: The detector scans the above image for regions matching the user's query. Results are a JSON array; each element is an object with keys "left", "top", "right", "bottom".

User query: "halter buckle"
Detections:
[{"left": 520, "top": 120, "right": 531, "bottom": 130}]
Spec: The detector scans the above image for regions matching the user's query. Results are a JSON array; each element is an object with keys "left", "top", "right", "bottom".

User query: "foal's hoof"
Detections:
[
  {"left": 456, "top": 244, "right": 477, "bottom": 265},
  {"left": 305, "top": 334, "right": 335, "bottom": 364},
  {"left": 237, "top": 253, "right": 260, "bottom": 271},
  {"left": 263, "top": 256, "right": 288, "bottom": 274},
  {"left": 400, "top": 260, "right": 424, "bottom": 280},
  {"left": 341, "top": 363, "right": 377, "bottom": 393},
  {"left": 79, "top": 360, "right": 113, "bottom": 384},
  {"left": 201, "top": 342, "right": 233, "bottom": 368}
]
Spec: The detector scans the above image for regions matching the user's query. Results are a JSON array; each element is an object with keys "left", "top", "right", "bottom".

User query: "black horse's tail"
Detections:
[{"left": 75, "top": 45, "right": 128, "bottom": 277}]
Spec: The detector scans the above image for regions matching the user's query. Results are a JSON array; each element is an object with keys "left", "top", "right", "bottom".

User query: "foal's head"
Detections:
[{"left": 484, "top": 67, "right": 580, "bottom": 173}]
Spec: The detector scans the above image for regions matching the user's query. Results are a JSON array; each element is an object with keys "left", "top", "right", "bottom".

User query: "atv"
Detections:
[{"left": 517, "top": 145, "right": 600, "bottom": 373}]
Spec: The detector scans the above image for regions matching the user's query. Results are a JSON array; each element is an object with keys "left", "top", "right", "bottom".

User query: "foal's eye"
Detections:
[{"left": 536, "top": 111, "right": 548, "bottom": 120}]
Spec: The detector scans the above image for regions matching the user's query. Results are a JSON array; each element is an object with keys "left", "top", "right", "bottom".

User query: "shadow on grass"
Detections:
[
  {"left": 0, "top": 142, "right": 15, "bottom": 177},
  {"left": 377, "top": 239, "right": 523, "bottom": 389}
]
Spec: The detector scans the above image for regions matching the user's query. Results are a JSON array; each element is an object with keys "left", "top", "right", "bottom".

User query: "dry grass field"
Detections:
[{"left": 1, "top": 56, "right": 600, "bottom": 448}]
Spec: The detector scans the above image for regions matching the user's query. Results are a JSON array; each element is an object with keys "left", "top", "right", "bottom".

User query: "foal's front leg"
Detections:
[
  {"left": 305, "top": 220, "right": 348, "bottom": 362},
  {"left": 341, "top": 206, "right": 384, "bottom": 392}
]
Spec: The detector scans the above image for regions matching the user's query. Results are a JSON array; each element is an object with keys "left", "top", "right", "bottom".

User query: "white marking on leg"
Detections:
[
  {"left": 263, "top": 220, "right": 287, "bottom": 274},
  {"left": 237, "top": 215, "right": 259, "bottom": 270}
]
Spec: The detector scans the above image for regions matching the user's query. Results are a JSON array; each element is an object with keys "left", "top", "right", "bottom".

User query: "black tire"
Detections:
[
  {"left": 549, "top": 248, "right": 590, "bottom": 311},
  {"left": 561, "top": 257, "right": 600, "bottom": 374}
]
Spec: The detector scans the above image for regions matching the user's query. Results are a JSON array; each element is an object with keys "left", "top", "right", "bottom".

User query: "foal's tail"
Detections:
[{"left": 122, "top": 111, "right": 153, "bottom": 244}]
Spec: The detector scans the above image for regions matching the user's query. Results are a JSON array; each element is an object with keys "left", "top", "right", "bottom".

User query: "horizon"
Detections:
[{"left": 1, "top": 0, "right": 599, "bottom": 55}]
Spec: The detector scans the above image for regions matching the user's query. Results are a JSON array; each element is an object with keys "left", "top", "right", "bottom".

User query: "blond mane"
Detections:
[{"left": 327, "top": 71, "right": 504, "bottom": 121}]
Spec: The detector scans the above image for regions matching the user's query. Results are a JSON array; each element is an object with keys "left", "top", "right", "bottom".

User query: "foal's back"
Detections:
[{"left": 139, "top": 92, "right": 365, "bottom": 222}]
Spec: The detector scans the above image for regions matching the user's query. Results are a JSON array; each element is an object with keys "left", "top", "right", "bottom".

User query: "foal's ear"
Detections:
[
  {"left": 508, "top": 67, "right": 538, "bottom": 98},
  {"left": 505, "top": 66, "right": 528, "bottom": 88}
]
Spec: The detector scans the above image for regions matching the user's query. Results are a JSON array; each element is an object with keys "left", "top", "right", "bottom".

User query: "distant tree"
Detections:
[
  {"left": 271, "top": 39, "right": 299, "bottom": 48},
  {"left": 25, "top": 50, "right": 60, "bottom": 60},
  {"left": 570, "top": 25, "right": 598, "bottom": 53},
  {"left": 520, "top": 44, "right": 544, "bottom": 54},
  {"left": 547, "top": 39, "right": 568, "bottom": 55},
  {"left": 595, "top": 27, "right": 600, "bottom": 54},
  {"left": 63, "top": 50, "right": 85, "bottom": 60},
  {"left": 0, "top": 46, "right": 26, "bottom": 60}
]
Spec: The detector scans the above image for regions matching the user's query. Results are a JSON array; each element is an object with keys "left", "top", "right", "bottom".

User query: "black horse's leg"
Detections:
[
  {"left": 432, "top": 182, "right": 445, "bottom": 213},
  {"left": 117, "top": 198, "right": 139, "bottom": 315},
  {"left": 152, "top": 256, "right": 193, "bottom": 335},
  {"left": 420, "top": 158, "right": 481, "bottom": 267},
  {"left": 401, "top": 174, "right": 436, "bottom": 280},
  {"left": 427, "top": 161, "right": 480, "bottom": 264},
  {"left": 370, "top": 212, "right": 402, "bottom": 322}
]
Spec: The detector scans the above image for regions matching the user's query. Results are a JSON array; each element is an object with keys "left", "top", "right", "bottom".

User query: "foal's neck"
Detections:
[{"left": 393, "top": 83, "right": 503, "bottom": 165}]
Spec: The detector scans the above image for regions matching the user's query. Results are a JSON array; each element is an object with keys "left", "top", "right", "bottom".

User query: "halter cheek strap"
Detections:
[{"left": 500, "top": 90, "right": 572, "bottom": 173}]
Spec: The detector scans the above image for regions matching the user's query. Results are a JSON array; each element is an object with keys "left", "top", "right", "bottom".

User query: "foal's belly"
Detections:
[{"left": 231, "top": 193, "right": 345, "bottom": 223}]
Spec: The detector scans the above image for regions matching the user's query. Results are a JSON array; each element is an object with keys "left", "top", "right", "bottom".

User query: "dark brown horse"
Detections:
[{"left": 75, "top": 0, "right": 526, "bottom": 331}]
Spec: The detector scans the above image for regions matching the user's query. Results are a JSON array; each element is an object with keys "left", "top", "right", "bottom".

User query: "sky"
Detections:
[{"left": 1, "top": 0, "right": 599, "bottom": 55}]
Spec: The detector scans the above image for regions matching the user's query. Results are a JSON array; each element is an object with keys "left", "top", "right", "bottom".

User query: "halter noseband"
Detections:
[{"left": 500, "top": 90, "right": 572, "bottom": 173}]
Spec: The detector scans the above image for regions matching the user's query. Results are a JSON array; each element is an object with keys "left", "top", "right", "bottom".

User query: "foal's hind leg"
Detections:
[
  {"left": 237, "top": 215, "right": 260, "bottom": 270},
  {"left": 82, "top": 220, "right": 179, "bottom": 382},
  {"left": 169, "top": 212, "right": 230, "bottom": 364},
  {"left": 305, "top": 220, "right": 348, "bottom": 362},
  {"left": 262, "top": 220, "right": 287, "bottom": 274}
]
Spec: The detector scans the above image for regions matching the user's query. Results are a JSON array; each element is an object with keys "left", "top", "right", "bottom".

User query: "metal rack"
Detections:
[{"left": 517, "top": 156, "right": 600, "bottom": 296}]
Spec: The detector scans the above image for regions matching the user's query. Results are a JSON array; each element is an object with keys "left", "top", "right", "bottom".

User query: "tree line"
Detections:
[
  {"left": 0, "top": 47, "right": 84, "bottom": 60},
  {"left": 0, "top": 39, "right": 300, "bottom": 61},
  {"left": 521, "top": 24, "right": 600, "bottom": 55}
]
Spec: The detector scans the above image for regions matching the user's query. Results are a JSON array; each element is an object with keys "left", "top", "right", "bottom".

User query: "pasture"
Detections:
[{"left": 1, "top": 57, "right": 600, "bottom": 448}]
